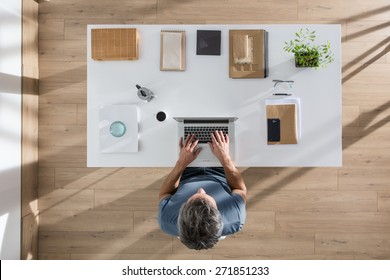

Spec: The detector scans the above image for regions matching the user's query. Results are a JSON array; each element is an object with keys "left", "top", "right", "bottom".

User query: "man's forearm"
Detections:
[
  {"left": 158, "top": 161, "right": 186, "bottom": 199},
  {"left": 221, "top": 157, "right": 246, "bottom": 192}
]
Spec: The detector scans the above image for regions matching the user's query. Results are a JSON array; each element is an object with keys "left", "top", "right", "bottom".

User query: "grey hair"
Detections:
[{"left": 178, "top": 198, "right": 223, "bottom": 250}]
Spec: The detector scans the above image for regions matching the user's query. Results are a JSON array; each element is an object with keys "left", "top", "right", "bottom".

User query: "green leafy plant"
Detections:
[{"left": 284, "top": 28, "right": 334, "bottom": 69}]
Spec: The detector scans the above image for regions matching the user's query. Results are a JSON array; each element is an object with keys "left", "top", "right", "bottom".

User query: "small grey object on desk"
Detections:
[{"left": 136, "top": 84, "right": 154, "bottom": 102}]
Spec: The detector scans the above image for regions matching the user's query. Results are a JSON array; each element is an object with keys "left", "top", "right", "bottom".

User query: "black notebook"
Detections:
[{"left": 196, "top": 30, "right": 221, "bottom": 56}]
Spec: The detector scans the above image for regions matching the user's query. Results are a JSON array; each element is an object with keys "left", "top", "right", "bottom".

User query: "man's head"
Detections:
[{"left": 178, "top": 188, "right": 223, "bottom": 250}]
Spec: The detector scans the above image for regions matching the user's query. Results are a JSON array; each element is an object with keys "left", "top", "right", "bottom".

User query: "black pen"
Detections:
[{"left": 273, "top": 93, "right": 292, "bottom": 96}]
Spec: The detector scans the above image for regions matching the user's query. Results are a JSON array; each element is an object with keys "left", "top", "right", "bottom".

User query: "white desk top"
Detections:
[{"left": 87, "top": 24, "right": 342, "bottom": 167}]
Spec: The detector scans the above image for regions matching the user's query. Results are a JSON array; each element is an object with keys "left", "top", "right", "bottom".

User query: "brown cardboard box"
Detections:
[
  {"left": 229, "top": 29, "right": 267, "bottom": 78},
  {"left": 91, "top": 28, "right": 138, "bottom": 61}
]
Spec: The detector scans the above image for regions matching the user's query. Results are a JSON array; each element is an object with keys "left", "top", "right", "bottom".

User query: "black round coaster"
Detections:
[{"left": 156, "top": 111, "right": 166, "bottom": 122}]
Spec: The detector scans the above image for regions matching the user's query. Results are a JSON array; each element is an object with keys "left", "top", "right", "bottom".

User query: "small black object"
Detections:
[
  {"left": 135, "top": 84, "right": 146, "bottom": 97},
  {"left": 156, "top": 111, "right": 166, "bottom": 122},
  {"left": 267, "top": 118, "right": 281, "bottom": 142},
  {"left": 196, "top": 30, "right": 221, "bottom": 56}
]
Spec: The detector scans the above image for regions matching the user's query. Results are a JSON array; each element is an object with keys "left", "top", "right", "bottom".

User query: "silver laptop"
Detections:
[{"left": 173, "top": 117, "right": 238, "bottom": 166}]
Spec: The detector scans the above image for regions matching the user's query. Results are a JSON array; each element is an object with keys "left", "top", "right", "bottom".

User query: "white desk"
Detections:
[{"left": 87, "top": 24, "right": 342, "bottom": 167}]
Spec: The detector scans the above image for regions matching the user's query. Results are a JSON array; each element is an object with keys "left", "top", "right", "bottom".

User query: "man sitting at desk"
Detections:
[{"left": 158, "top": 131, "right": 247, "bottom": 250}]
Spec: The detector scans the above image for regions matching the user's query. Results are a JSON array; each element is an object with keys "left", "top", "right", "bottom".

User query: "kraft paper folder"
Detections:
[
  {"left": 265, "top": 98, "right": 301, "bottom": 145},
  {"left": 91, "top": 28, "right": 138, "bottom": 61},
  {"left": 229, "top": 29, "right": 268, "bottom": 78},
  {"left": 160, "top": 30, "right": 186, "bottom": 71}
]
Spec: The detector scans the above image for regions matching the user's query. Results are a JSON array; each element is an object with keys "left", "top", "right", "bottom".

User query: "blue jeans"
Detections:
[{"left": 180, "top": 167, "right": 225, "bottom": 182}]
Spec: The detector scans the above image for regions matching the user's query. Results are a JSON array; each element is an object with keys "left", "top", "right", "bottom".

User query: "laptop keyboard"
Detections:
[{"left": 184, "top": 126, "right": 229, "bottom": 143}]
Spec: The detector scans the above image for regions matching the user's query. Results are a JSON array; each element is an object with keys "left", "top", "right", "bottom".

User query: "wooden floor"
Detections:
[{"left": 37, "top": 0, "right": 390, "bottom": 260}]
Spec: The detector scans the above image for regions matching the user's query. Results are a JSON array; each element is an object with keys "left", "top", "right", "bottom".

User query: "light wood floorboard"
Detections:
[{"left": 38, "top": 0, "right": 390, "bottom": 260}]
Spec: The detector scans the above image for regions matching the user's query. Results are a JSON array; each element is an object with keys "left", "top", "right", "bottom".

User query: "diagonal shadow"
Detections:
[
  {"left": 343, "top": 5, "right": 390, "bottom": 23},
  {"left": 342, "top": 36, "right": 390, "bottom": 83},
  {"left": 39, "top": 64, "right": 86, "bottom": 85},
  {"left": 344, "top": 21, "right": 390, "bottom": 42},
  {"left": 338, "top": 5, "right": 390, "bottom": 81},
  {"left": 0, "top": 72, "right": 22, "bottom": 94},
  {"left": 343, "top": 36, "right": 390, "bottom": 72},
  {"left": 337, "top": 4, "right": 390, "bottom": 42}
]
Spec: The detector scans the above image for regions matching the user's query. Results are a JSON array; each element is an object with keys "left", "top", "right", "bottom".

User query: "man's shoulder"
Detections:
[{"left": 231, "top": 189, "right": 246, "bottom": 203}]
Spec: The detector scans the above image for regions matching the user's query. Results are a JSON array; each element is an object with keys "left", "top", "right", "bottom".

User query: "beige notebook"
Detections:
[
  {"left": 160, "top": 30, "right": 186, "bottom": 71},
  {"left": 91, "top": 28, "right": 138, "bottom": 61},
  {"left": 266, "top": 104, "right": 298, "bottom": 144}
]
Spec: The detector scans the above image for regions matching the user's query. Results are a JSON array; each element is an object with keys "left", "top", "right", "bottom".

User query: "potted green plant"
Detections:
[{"left": 283, "top": 28, "right": 334, "bottom": 69}]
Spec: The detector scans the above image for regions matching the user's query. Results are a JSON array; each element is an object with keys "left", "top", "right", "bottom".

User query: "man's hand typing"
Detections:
[
  {"left": 208, "top": 130, "right": 231, "bottom": 165},
  {"left": 177, "top": 134, "right": 202, "bottom": 169}
]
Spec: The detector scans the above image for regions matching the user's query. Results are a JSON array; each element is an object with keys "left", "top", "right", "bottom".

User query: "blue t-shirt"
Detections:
[{"left": 158, "top": 174, "right": 246, "bottom": 236}]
